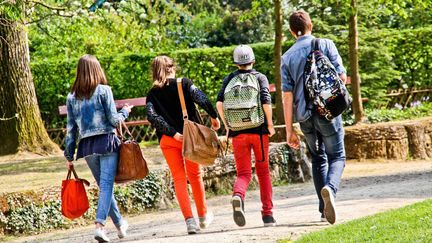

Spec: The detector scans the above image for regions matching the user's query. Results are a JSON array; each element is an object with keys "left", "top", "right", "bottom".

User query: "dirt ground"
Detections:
[{"left": 14, "top": 160, "right": 431, "bottom": 243}]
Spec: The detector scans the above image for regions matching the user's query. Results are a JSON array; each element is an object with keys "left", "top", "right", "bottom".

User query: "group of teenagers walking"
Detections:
[{"left": 64, "top": 10, "right": 347, "bottom": 242}]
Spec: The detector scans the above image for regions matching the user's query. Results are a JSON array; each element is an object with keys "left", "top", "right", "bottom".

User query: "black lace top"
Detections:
[{"left": 146, "top": 77, "right": 218, "bottom": 141}]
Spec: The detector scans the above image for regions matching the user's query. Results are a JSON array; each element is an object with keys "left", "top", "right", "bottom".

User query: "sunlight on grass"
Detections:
[
  {"left": 0, "top": 157, "right": 94, "bottom": 193},
  {"left": 139, "top": 140, "right": 159, "bottom": 148},
  {"left": 280, "top": 199, "right": 432, "bottom": 242}
]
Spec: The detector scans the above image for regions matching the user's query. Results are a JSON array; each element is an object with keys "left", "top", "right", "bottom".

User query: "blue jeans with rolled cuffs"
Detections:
[
  {"left": 85, "top": 152, "right": 124, "bottom": 227},
  {"left": 299, "top": 113, "right": 346, "bottom": 214}
]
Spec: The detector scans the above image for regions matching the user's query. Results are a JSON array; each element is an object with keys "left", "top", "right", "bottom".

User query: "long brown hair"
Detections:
[
  {"left": 151, "top": 55, "right": 175, "bottom": 88},
  {"left": 71, "top": 54, "right": 107, "bottom": 99}
]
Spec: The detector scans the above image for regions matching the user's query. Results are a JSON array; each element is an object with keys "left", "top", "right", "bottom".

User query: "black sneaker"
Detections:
[
  {"left": 231, "top": 195, "right": 246, "bottom": 227},
  {"left": 262, "top": 215, "right": 276, "bottom": 227}
]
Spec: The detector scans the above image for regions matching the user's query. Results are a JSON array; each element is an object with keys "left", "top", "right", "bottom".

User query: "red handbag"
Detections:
[{"left": 61, "top": 166, "right": 90, "bottom": 219}]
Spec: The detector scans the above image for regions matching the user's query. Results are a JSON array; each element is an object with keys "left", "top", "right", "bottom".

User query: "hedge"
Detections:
[{"left": 31, "top": 27, "right": 432, "bottom": 127}]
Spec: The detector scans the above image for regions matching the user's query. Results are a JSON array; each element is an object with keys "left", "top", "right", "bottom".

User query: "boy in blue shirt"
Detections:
[{"left": 281, "top": 10, "right": 347, "bottom": 225}]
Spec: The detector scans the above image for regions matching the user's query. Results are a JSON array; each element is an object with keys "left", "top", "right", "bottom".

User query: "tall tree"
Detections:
[
  {"left": 348, "top": 0, "right": 364, "bottom": 123},
  {"left": 0, "top": 1, "right": 59, "bottom": 155},
  {"left": 273, "top": 0, "right": 284, "bottom": 125}
]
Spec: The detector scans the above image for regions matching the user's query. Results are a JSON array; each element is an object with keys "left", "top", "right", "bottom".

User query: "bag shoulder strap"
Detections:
[
  {"left": 312, "top": 38, "right": 320, "bottom": 52},
  {"left": 176, "top": 78, "right": 188, "bottom": 120},
  {"left": 117, "top": 121, "right": 133, "bottom": 140}
]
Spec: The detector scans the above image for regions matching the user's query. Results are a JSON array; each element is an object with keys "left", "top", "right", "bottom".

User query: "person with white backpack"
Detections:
[
  {"left": 216, "top": 45, "right": 276, "bottom": 227},
  {"left": 281, "top": 10, "right": 348, "bottom": 225}
]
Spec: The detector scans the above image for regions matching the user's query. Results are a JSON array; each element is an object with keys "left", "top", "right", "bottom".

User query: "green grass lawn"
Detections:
[
  {"left": 0, "top": 143, "right": 165, "bottom": 193},
  {"left": 283, "top": 199, "right": 432, "bottom": 243}
]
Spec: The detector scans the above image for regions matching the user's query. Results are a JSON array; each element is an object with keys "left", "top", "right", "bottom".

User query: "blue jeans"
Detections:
[
  {"left": 85, "top": 152, "right": 123, "bottom": 227},
  {"left": 299, "top": 113, "right": 346, "bottom": 214}
]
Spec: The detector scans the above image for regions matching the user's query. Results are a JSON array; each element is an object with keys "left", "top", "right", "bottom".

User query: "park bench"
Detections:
[
  {"left": 53, "top": 80, "right": 424, "bottom": 146},
  {"left": 53, "top": 97, "right": 150, "bottom": 147}
]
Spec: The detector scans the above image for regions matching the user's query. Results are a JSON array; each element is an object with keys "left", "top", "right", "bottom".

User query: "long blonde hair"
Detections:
[
  {"left": 151, "top": 55, "right": 175, "bottom": 88},
  {"left": 72, "top": 54, "right": 107, "bottom": 99}
]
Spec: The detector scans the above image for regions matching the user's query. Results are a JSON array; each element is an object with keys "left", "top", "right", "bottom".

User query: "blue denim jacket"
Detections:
[
  {"left": 281, "top": 35, "right": 346, "bottom": 122},
  {"left": 64, "top": 84, "right": 129, "bottom": 161}
]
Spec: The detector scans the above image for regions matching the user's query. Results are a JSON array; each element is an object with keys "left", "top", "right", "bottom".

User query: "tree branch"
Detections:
[
  {"left": 28, "top": 0, "right": 66, "bottom": 11},
  {"left": 24, "top": 12, "right": 73, "bottom": 25},
  {"left": 34, "top": 22, "right": 62, "bottom": 44},
  {"left": 0, "top": 113, "right": 18, "bottom": 121}
]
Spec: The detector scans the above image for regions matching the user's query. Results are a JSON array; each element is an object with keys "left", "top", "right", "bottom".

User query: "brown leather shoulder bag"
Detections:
[
  {"left": 115, "top": 122, "right": 149, "bottom": 183},
  {"left": 177, "top": 78, "right": 220, "bottom": 166}
]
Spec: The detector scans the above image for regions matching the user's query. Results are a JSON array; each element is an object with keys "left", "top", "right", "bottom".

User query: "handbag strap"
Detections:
[
  {"left": 176, "top": 78, "right": 188, "bottom": 120},
  {"left": 118, "top": 121, "right": 134, "bottom": 140},
  {"left": 66, "top": 166, "right": 90, "bottom": 186}
]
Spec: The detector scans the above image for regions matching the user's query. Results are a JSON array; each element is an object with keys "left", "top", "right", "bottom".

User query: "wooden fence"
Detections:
[{"left": 47, "top": 87, "right": 431, "bottom": 147}]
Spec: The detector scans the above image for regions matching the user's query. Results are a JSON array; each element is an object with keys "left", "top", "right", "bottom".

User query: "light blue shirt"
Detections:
[{"left": 281, "top": 35, "right": 346, "bottom": 122}]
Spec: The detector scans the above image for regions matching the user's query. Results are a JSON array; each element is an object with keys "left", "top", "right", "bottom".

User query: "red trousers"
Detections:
[
  {"left": 232, "top": 134, "right": 273, "bottom": 216},
  {"left": 160, "top": 135, "right": 207, "bottom": 219}
]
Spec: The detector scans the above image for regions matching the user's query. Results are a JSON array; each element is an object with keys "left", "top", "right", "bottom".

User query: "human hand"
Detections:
[
  {"left": 123, "top": 104, "right": 134, "bottom": 113},
  {"left": 286, "top": 129, "right": 300, "bottom": 150},
  {"left": 66, "top": 161, "right": 74, "bottom": 170},
  {"left": 211, "top": 118, "right": 221, "bottom": 130},
  {"left": 173, "top": 132, "right": 183, "bottom": 142},
  {"left": 339, "top": 73, "right": 347, "bottom": 84},
  {"left": 268, "top": 124, "right": 275, "bottom": 137}
]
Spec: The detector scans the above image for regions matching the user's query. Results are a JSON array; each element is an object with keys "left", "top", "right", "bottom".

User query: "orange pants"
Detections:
[{"left": 160, "top": 135, "right": 207, "bottom": 219}]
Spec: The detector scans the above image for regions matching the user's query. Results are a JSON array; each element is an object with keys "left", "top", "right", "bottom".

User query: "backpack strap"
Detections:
[
  {"left": 176, "top": 78, "right": 188, "bottom": 120},
  {"left": 312, "top": 38, "right": 320, "bottom": 51}
]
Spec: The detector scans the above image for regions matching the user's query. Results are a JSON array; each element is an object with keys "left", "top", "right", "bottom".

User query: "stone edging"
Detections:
[{"left": 344, "top": 117, "right": 432, "bottom": 160}]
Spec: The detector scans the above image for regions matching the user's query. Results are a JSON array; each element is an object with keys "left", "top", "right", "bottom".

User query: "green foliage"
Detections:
[
  {"left": 366, "top": 101, "right": 432, "bottom": 123},
  {"left": 0, "top": 196, "right": 68, "bottom": 235},
  {"left": 114, "top": 172, "right": 162, "bottom": 213},
  {"left": 27, "top": 0, "right": 276, "bottom": 61},
  {"left": 392, "top": 27, "right": 432, "bottom": 88},
  {"left": 33, "top": 27, "right": 432, "bottom": 126},
  {"left": 32, "top": 41, "right": 294, "bottom": 126},
  {"left": 291, "top": 199, "right": 432, "bottom": 242},
  {"left": 0, "top": 0, "right": 24, "bottom": 20},
  {"left": 343, "top": 101, "right": 432, "bottom": 126}
]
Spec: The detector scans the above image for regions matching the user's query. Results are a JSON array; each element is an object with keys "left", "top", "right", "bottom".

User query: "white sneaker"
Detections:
[
  {"left": 117, "top": 220, "right": 129, "bottom": 239},
  {"left": 321, "top": 186, "right": 336, "bottom": 224},
  {"left": 185, "top": 217, "right": 200, "bottom": 234},
  {"left": 94, "top": 228, "right": 110, "bottom": 242},
  {"left": 320, "top": 213, "right": 327, "bottom": 222},
  {"left": 199, "top": 211, "right": 214, "bottom": 229}
]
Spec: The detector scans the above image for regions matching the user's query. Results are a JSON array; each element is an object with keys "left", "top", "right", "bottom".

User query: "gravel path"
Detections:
[{"left": 18, "top": 161, "right": 432, "bottom": 243}]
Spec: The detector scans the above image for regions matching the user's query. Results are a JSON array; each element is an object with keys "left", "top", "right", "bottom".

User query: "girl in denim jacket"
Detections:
[{"left": 64, "top": 54, "right": 133, "bottom": 242}]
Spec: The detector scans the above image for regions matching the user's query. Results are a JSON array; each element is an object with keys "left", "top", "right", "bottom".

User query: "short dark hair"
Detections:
[{"left": 289, "top": 10, "right": 312, "bottom": 36}]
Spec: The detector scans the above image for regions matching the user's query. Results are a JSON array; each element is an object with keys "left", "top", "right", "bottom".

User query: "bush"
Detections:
[
  {"left": 343, "top": 101, "right": 432, "bottom": 126},
  {"left": 32, "top": 41, "right": 293, "bottom": 127},
  {"left": 32, "top": 27, "right": 432, "bottom": 126},
  {"left": 114, "top": 172, "right": 163, "bottom": 213}
]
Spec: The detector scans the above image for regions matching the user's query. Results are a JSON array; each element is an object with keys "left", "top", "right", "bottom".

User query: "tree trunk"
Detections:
[
  {"left": 273, "top": 0, "right": 284, "bottom": 125},
  {"left": 348, "top": 0, "right": 364, "bottom": 123},
  {"left": 0, "top": 16, "right": 60, "bottom": 156}
]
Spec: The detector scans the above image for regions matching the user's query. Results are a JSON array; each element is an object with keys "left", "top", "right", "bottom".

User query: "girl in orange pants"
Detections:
[
  {"left": 160, "top": 135, "right": 207, "bottom": 220},
  {"left": 146, "top": 56, "right": 219, "bottom": 234}
]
